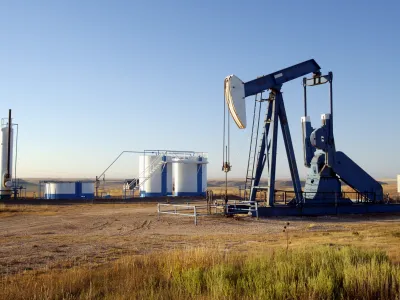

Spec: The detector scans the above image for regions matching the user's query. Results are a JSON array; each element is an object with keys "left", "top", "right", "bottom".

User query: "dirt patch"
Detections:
[{"left": 1, "top": 201, "right": 400, "bottom": 274}]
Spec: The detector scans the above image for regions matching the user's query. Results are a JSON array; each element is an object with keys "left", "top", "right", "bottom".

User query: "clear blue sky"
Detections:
[{"left": 0, "top": 0, "right": 399, "bottom": 180}]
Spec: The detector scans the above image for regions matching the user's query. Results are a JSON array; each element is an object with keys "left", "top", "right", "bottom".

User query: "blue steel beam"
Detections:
[
  {"left": 248, "top": 60, "right": 320, "bottom": 205},
  {"left": 250, "top": 99, "right": 273, "bottom": 201},
  {"left": 244, "top": 59, "right": 321, "bottom": 97},
  {"left": 265, "top": 93, "right": 280, "bottom": 205},
  {"left": 278, "top": 93, "right": 303, "bottom": 204}
]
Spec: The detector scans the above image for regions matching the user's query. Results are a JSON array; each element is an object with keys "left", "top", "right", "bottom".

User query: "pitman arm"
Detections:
[{"left": 301, "top": 116, "right": 315, "bottom": 167}]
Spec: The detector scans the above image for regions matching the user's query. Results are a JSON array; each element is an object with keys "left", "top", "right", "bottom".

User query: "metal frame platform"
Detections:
[{"left": 255, "top": 203, "right": 400, "bottom": 217}]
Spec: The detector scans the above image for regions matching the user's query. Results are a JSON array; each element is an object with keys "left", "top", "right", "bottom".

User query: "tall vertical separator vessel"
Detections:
[{"left": 0, "top": 110, "right": 13, "bottom": 199}]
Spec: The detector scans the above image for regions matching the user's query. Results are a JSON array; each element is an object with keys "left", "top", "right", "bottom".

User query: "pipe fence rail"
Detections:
[{"left": 157, "top": 203, "right": 213, "bottom": 225}]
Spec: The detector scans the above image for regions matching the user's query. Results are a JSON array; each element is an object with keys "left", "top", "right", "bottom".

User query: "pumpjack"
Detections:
[{"left": 223, "top": 59, "right": 391, "bottom": 216}]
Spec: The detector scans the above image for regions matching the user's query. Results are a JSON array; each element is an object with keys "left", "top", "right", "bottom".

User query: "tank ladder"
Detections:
[
  {"left": 244, "top": 93, "right": 264, "bottom": 200},
  {"left": 130, "top": 155, "right": 166, "bottom": 190}
]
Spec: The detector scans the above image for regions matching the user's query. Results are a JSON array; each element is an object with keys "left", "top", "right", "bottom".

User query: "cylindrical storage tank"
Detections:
[
  {"left": 0, "top": 126, "right": 13, "bottom": 199},
  {"left": 199, "top": 157, "right": 207, "bottom": 195},
  {"left": 174, "top": 156, "right": 207, "bottom": 196},
  {"left": 81, "top": 182, "right": 95, "bottom": 199},
  {"left": 139, "top": 155, "right": 172, "bottom": 197},
  {"left": 397, "top": 174, "right": 400, "bottom": 193},
  {"left": 44, "top": 182, "right": 76, "bottom": 199},
  {"left": 44, "top": 181, "right": 95, "bottom": 199}
]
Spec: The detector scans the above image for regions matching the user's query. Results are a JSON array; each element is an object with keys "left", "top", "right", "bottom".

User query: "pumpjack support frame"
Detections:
[
  {"left": 250, "top": 87, "right": 303, "bottom": 206},
  {"left": 237, "top": 59, "right": 322, "bottom": 206},
  {"left": 224, "top": 59, "right": 400, "bottom": 216}
]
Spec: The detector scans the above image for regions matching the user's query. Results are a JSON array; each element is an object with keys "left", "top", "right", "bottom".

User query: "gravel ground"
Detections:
[{"left": 1, "top": 201, "right": 400, "bottom": 275}]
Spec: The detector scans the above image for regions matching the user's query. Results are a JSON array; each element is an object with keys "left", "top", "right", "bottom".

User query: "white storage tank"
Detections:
[
  {"left": 397, "top": 175, "right": 400, "bottom": 193},
  {"left": 0, "top": 125, "right": 13, "bottom": 199},
  {"left": 173, "top": 156, "right": 207, "bottom": 196},
  {"left": 200, "top": 157, "right": 207, "bottom": 193},
  {"left": 44, "top": 182, "right": 75, "bottom": 199},
  {"left": 44, "top": 181, "right": 95, "bottom": 199},
  {"left": 139, "top": 155, "right": 172, "bottom": 197},
  {"left": 81, "top": 181, "right": 95, "bottom": 199}
]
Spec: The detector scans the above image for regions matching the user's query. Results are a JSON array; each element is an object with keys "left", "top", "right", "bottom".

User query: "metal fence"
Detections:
[{"left": 157, "top": 203, "right": 214, "bottom": 225}]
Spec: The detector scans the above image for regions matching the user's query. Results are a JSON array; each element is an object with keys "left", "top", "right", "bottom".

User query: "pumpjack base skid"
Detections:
[{"left": 254, "top": 203, "right": 400, "bottom": 217}]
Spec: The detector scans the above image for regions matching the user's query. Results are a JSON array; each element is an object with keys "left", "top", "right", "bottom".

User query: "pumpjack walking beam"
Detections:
[{"left": 225, "top": 59, "right": 321, "bottom": 206}]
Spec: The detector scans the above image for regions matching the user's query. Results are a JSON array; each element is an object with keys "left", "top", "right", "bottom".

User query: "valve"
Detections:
[{"left": 222, "top": 162, "right": 231, "bottom": 173}]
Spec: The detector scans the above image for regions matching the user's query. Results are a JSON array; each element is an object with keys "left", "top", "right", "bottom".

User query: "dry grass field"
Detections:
[{"left": 1, "top": 181, "right": 400, "bottom": 298}]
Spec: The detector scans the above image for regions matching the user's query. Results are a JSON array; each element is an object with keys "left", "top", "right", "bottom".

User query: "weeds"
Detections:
[
  {"left": 283, "top": 222, "right": 290, "bottom": 253},
  {"left": 1, "top": 246, "right": 400, "bottom": 299}
]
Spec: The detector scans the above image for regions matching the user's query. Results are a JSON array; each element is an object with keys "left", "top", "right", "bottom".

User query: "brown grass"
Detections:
[
  {"left": 2, "top": 246, "right": 400, "bottom": 299},
  {"left": 2, "top": 191, "right": 400, "bottom": 299}
]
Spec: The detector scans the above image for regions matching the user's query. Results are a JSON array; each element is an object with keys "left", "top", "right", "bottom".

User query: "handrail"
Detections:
[
  {"left": 97, "top": 151, "right": 145, "bottom": 180},
  {"left": 130, "top": 155, "right": 165, "bottom": 189}
]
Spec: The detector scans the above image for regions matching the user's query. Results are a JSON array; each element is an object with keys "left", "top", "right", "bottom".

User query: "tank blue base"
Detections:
[
  {"left": 140, "top": 191, "right": 205, "bottom": 197},
  {"left": 254, "top": 204, "right": 400, "bottom": 217},
  {"left": 175, "top": 192, "right": 206, "bottom": 197},
  {"left": 140, "top": 192, "right": 171, "bottom": 197},
  {"left": 44, "top": 193, "right": 94, "bottom": 200}
]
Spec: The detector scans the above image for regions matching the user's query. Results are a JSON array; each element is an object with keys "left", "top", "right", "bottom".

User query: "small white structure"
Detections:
[
  {"left": 173, "top": 156, "right": 207, "bottom": 196},
  {"left": 0, "top": 125, "right": 13, "bottom": 199},
  {"left": 82, "top": 182, "right": 95, "bottom": 197},
  {"left": 139, "top": 155, "right": 172, "bottom": 197},
  {"left": 397, "top": 175, "right": 400, "bottom": 193},
  {"left": 44, "top": 181, "right": 95, "bottom": 199},
  {"left": 123, "top": 179, "right": 139, "bottom": 190}
]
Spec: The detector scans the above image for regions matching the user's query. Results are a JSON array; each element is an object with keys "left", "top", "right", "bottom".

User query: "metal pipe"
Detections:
[
  {"left": 95, "top": 176, "right": 98, "bottom": 198},
  {"left": 255, "top": 201, "right": 258, "bottom": 220},
  {"left": 7, "top": 109, "right": 11, "bottom": 182},
  {"left": 303, "top": 77, "right": 307, "bottom": 116},
  {"left": 13, "top": 124, "right": 18, "bottom": 190},
  {"left": 329, "top": 72, "right": 333, "bottom": 124},
  {"left": 144, "top": 150, "right": 196, "bottom": 154},
  {"left": 97, "top": 150, "right": 145, "bottom": 179}
]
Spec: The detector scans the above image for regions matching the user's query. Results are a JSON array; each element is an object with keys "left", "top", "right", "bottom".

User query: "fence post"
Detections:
[
  {"left": 255, "top": 201, "right": 259, "bottom": 220},
  {"left": 194, "top": 206, "right": 197, "bottom": 226}
]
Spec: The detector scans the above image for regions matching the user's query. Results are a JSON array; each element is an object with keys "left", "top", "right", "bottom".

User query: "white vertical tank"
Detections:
[
  {"left": 173, "top": 156, "right": 207, "bottom": 196},
  {"left": 139, "top": 155, "right": 172, "bottom": 197},
  {"left": 397, "top": 175, "right": 400, "bottom": 193},
  {"left": 82, "top": 182, "right": 95, "bottom": 198},
  {"left": 200, "top": 157, "right": 208, "bottom": 194},
  {"left": 1, "top": 126, "right": 13, "bottom": 199},
  {"left": 44, "top": 181, "right": 95, "bottom": 199},
  {"left": 44, "top": 182, "right": 75, "bottom": 199}
]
